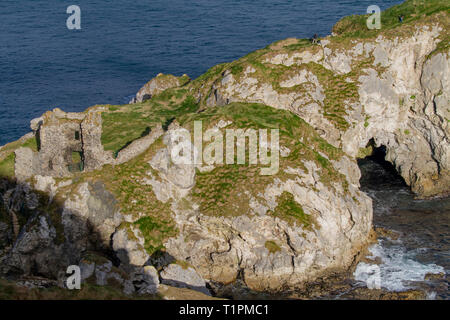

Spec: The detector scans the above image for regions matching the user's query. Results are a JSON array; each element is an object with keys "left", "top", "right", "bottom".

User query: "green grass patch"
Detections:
[
  {"left": 268, "top": 192, "right": 315, "bottom": 229},
  {"left": 0, "top": 153, "right": 15, "bottom": 178},
  {"left": 305, "top": 62, "right": 359, "bottom": 131},
  {"left": 357, "top": 145, "right": 374, "bottom": 159},
  {"left": 265, "top": 240, "right": 281, "bottom": 254},
  {"left": 315, "top": 152, "right": 330, "bottom": 168},
  {"left": 332, "top": 0, "right": 450, "bottom": 39},
  {"left": 63, "top": 138, "right": 178, "bottom": 256},
  {"left": 192, "top": 62, "right": 230, "bottom": 92},
  {"left": 134, "top": 216, "right": 176, "bottom": 255},
  {"left": 183, "top": 103, "right": 347, "bottom": 219},
  {"left": 21, "top": 137, "right": 38, "bottom": 152},
  {"left": 0, "top": 137, "right": 38, "bottom": 178},
  {"left": 364, "top": 116, "right": 370, "bottom": 128},
  {"left": 101, "top": 94, "right": 199, "bottom": 155},
  {"left": 231, "top": 64, "right": 244, "bottom": 76},
  {"left": 283, "top": 39, "right": 314, "bottom": 51}
]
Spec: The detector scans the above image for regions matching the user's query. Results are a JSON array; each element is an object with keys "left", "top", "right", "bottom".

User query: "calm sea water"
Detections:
[{"left": 0, "top": 0, "right": 403, "bottom": 146}]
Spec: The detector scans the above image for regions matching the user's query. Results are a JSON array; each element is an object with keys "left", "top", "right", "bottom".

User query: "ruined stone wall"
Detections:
[
  {"left": 15, "top": 108, "right": 111, "bottom": 179},
  {"left": 15, "top": 107, "right": 164, "bottom": 179}
]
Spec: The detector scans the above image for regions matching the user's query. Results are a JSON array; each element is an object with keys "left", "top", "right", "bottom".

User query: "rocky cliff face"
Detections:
[
  {"left": 0, "top": 1, "right": 448, "bottom": 298},
  {"left": 198, "top": 22, "right": 449, "bottom": 198}
]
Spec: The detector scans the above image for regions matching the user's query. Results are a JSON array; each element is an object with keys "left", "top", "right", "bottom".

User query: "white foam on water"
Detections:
[{"left": 353, "top": 240, "right": 445, "bottom": 291}]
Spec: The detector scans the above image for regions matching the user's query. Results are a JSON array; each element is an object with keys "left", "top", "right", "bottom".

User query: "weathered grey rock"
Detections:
[
  {"left": 94, "top": 260, "right": 113, "bottom": 285},
  {"left": 0, "top": 178, "right": 123, "bottom": 281},
  {"left": 14, "top": 147, "right": 36, "bottom": 182},
  {"left": 80, "top": 111, "right": 115, "bottom": 171},
  {"left": 79, "top": 260, "right": 95, "bottom": 281},
  {"left": 62, "top": 181, "right": 122, "bottom": 250},
  {"left": 0, "top": 222, "right": 10, "bottom": 254},
  {"left": 132, "top": 266, "right": 160, "bottom": 295},
  {"left": 112, "top": 227, "right": 149, "bottom": 268},
  {"left": 199, "top": 25, "right": 449, "bottom": 198},
  {"left": 16, "top": 108, "right": 165, "bottom": 179},
  {"left": 78, "top": 253, "right": 135, "bottom": 294},
  {"left": 36, "top": 109, "right": 84, "bottom": 177},
  {"left": 15, "top": 108, "right": 116, "bottom": 179},
  {"left": 30, "top": 117, "right": 44, "bottom": 131},
  {"left": 142, "top": 127, "right": 197, "bottom": 202},
  {"left": 4, "top": 214, "right": 66, "bottom": 278},
  {"left": 164, "top": 159, "right": 372, "bottom": 293},
  {"left": 160, "top": 264, "right": 210, "bottom": 295},
  {"left": 131, "top": 73, "right": 190, "bottom": 103}
]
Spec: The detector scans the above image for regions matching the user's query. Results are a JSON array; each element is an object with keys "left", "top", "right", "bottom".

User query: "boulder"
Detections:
[
  {"left": 112, "top": 227, "right": 149, "bottom": 268},
  {"left": 132, "top": 266, "right": 160, "bottom": 295},
  {"left": 131, "top": 73, "right": 190, "bottom": 103},
  {"left": 160, "top": 263, "right": 210, "bottom": 296}
]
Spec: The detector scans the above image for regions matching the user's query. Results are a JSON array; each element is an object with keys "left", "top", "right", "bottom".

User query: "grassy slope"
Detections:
[
  {"left": 177, "top": 103, "right": 346, "bottom": 220},
  {"left": 87, "top": 0, "right": 447, "bottom": 256},
  {"left": 332, "top": 0, "right": 449, "bottom": 39},
  {"left": 56, "top": 136, "right": 177, "bottom": 255},
  {"left": 0, "top": 137, "right": 38, "bottom": 178},
  {"left": 101, "top": 89, "right": 195, "bottom": 155},
  {"left": 63, "top": 100, "right": 347, "bottom": 256},
  {"left": 1, "top": 0, "right": 447, "bottom": 258},
  {"left": 188, "top": 0, "right": 448, "bottom": 132}
]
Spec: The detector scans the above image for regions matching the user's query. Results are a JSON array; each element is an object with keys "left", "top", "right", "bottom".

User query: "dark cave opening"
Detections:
[{"left": 357, "top": 139, "right": 408, "bottom": 191}]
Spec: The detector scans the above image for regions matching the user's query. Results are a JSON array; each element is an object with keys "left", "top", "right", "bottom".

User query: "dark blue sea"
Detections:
[{"left": 0, "top": 0, "right": 402, "bottom": 145}]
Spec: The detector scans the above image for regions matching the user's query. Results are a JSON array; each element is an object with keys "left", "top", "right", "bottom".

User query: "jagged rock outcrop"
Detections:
[
  {"left": 112, "top": 226, "right": 150, "bottom": 268},
  {"left": 0, "top": 180, "right": 122, "bottom": 278},
  {"left": 197, "top": 24, "right": 449, "bottom": 197},
  {"left": 100, "top": 116, "right": 372, "bottom": 293},
  {"left": 130, "top": 73, "right": 190, "bottom": 103}
]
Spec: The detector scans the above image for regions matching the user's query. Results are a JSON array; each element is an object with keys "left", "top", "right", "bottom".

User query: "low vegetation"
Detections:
[
  {"left": 101, "top": 92, "right": 198, "bottom": 155},
  {"left": 57, "top": 136, "right": 177, "bottom": 256},
  {"left": 265, "top": 240, "right": 281, "bottom": 254},
  {"left": 332, "top": 0, "right": 449, "bottom": 39},
  {"left": 0, "top": 137, "right": 38, "bottom": 178},
  {"left": 268, "top": 192, "right": 316, "bottom": 229},
  {"left": 179, "top": 103, "right": 347, "bottom": 219}
]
